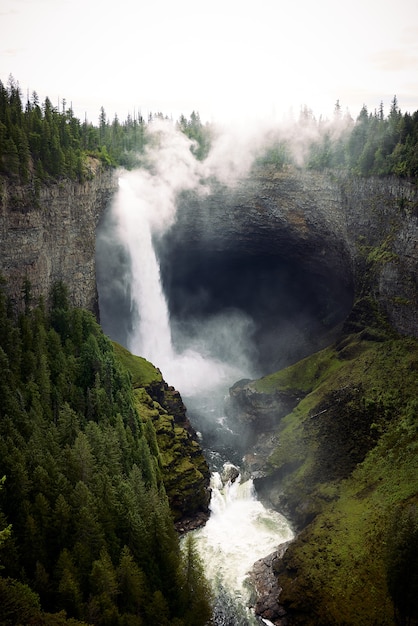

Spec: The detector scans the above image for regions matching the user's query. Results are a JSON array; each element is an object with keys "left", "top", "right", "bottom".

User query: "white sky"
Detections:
[{"left": 1, "top": 0, "right": 418, "bottom": 126}]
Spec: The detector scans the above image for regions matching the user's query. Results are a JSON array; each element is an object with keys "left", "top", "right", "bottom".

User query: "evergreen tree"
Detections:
[
  {"left": 0, "top": 278, "right": 212, "bottom": 623},
  {"left": 178, "top": 535, "right": 212, "bottom": 626}
]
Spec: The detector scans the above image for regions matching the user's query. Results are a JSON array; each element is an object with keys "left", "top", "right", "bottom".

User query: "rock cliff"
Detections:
[
  {"left": 0, "top": 162, "right": 117, "bottom": 315},
  {"left": 156, "top": 166, "right": 418, "bottom": 374}
]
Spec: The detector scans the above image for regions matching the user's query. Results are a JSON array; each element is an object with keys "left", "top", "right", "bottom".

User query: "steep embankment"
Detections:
[
  {"left": 234, "top": 331, "right": 418, "bottom": 625},
  {"left": 223, "top": 170, "right": 418, "bottom": 624},
  {"left": 113, "top": 342, "right": 211, "bottom": 528},
  {"left": 0, "top": 161, "right": 116, "bottom": 314}
]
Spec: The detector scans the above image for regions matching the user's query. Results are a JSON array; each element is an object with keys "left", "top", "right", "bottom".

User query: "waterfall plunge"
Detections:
[
  {"left": 115, "top": 172, "right": 249, "bottom": 396},
  {"left": 113, "top": 161, "right": 294, "bottom": 624},
  {"left": 117, "top": 177, "right": 173, "bottom": 365}
]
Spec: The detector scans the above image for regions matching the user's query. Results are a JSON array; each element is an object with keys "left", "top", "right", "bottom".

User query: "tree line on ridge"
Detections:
[{"left": 1, "top": 75, "right": 418, "bottom": 185}]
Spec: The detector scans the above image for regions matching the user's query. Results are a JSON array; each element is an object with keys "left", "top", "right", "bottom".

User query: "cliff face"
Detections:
[
  {"left": 155, "top": 167, "right": 418, "bottom": 375},
  {"left": 1, "top": 165, "right": 416, "bottom": 340},
  {"left": 0, "top": 163, "right": 117, "bottom": 314},
  {"left": 338, "top": 173, "right": 418, "bottom": 336}
]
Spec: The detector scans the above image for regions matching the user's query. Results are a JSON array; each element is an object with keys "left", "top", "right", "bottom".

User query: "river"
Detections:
[{"left": 98, "top": 168, "right": 294, "bottom": 624}]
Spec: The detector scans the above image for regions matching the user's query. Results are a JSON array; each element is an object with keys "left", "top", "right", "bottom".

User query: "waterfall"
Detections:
[
  {"left": 113, "top": 167, "right": 294, "bottom": 623},
  {"left": 191, "top": 465, "right": 294, "bottom": 624},
  {"left": 116, "top": 176, "right": 174, "bottom": 365},
  {"left": 114, "top": 172, "right": 248, "bottom": 396}
]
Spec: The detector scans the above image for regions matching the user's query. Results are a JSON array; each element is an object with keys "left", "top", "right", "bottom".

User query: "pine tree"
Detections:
[{"left": 178, "top": 534, "right": 212, "bottom": 626}]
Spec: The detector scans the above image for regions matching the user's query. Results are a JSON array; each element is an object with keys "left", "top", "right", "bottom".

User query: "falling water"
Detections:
[
  {"left": 115, "top": 173, "right": 247, "bottom": 396},
  {"left": 113, "top": 169, "right": 294, "bottom": 623},
  {"left": 192, "top": 467, "right": 294, "bottom": 624},
  {"left": 116, "top": 177, "right": 174, "bottom": 364}
]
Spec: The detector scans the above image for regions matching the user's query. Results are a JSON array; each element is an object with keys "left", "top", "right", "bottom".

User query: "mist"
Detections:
[
  {"left": 96, "top": 114, "right": 352, "bottom": 454},
  {"left": 97, "top": 119, "right": 266, "bottom": 401}
]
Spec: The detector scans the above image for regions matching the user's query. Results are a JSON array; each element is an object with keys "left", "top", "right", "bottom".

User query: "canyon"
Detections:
[
  {"left": 1, "top": 162, "right": 417, "bottom": 624},
  {"left": 2, "top": 165, "right": 416, "bottom": 349}
]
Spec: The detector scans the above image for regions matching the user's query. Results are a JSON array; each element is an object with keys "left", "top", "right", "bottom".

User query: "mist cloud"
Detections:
[{"left": 97, "top": 112, "right": 353, "bottom": 398}]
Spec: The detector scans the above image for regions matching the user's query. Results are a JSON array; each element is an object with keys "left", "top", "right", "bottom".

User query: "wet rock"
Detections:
[
  {"left": 248, "top": 544, "right": 291, "bottom": 626},
  {"left": 221, "top": 462, "right": 240, "bottom": 484},
  {"left": 175, "top": 511, "right": 210, "bottom": 535}
]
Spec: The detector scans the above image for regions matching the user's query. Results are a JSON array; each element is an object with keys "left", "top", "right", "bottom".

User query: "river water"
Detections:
[
  {"left": 184, "top": 390, "right": 294, "bottom": 625},
  {"left": 104, "top": 169, "right": 294, "bottom": 624}
]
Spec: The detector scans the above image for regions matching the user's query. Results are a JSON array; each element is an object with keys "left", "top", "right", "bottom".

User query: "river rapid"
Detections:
[
  {"left": 184, "top": 391, "right": 294, "bottom": 626},
  {"left": 100, "top": 169, "right": 294, "bottom": 624}
]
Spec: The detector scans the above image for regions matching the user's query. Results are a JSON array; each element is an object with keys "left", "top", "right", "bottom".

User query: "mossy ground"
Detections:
[
  {"left": 253, "top": 331, "right": 418, "bottom": 624},
  {"left": 112, "top": 341, "right": 163, "bottom": 387},
  {"left": 113, "top": 342, "right": 210, "bottom": 522}
]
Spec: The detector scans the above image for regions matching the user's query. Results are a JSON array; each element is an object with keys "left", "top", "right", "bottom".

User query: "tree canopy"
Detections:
[
  {"left": 0, "top": 75, "right": 211, "bottom": 183},
  {"left": 2, "top": 76, "right": 418, "bottom": 186},
  {"left": 0, "top": 278, "right": 211, "bottom": 625}
]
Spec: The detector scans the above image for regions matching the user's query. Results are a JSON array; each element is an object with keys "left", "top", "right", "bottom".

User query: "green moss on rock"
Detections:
[
  {"left": 113, "top": 341, "right": 163, "bottom": 387},
  {"left": 252, "top": 331, "right": 418, "bottom": 624},
  {"left": 114, "top": 343, "right": 210, "bottom": 524}
]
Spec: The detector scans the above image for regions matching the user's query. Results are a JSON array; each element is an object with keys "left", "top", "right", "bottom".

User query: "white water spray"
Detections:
[
  {"left": 194, "top": 468, "right": 294, "bottom": 593},
  {"left": 111, "top": 123, "right": 294, "bottom": 622},
  {"left": 190, "top": 465, "right": 294, "bottom": 623}
]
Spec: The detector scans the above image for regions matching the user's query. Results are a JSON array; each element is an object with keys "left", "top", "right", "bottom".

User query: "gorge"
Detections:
[{"left": 1, "top": 147, "right": 418, "bottom": 624}]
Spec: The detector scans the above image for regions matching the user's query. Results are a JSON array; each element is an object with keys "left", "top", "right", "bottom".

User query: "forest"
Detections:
[
  {"left": 1, "top": 75, "right": 418, "bottom": 183},
  {"left": 1, "top": 75, "right": 418, "bottom": 625},
  {"left": 0, "top": 75, "right": 210, "bottom": 182},
  {"left": 0, "top": 279, "right": 212, "bottom": 625}
]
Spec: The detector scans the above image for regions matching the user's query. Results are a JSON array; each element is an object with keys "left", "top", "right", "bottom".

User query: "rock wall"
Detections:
[
  {"left": 152, "top": 166, "right": 417, "bottom": 381},
  {"left": 338, "top": 173, "right": 418, "bottom": 336},
  {"left": 1, "top": 164, "right": 416, "bottom": 345},
  {"left": 0, "top": 164, "right": 117, "bottom": 314}
]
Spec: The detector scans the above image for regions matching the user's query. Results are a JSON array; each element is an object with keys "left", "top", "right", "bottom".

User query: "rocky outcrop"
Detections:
[
  {"left": 112, "top": 342, "right": 211, "bottom": 528},
  {"left": 248, "top": 544, "right": 291, "bottom": 625},
  {"left": 229, "top": 378, "right": 302, "bottom": 430},
  {"left": 0, "top": 163, "right": 117, "bottom": 314}
]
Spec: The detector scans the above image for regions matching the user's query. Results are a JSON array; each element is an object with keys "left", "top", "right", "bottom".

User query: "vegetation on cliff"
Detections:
[
  {"left": 1, "top": 75, "right": 418, "bottom": 188},
  {"left": 0, "top": 75, "right": 210, "bottom": 183},
  {"left": 257, "top": 98, "right": 418, "bottom": 180},
  {"left": 0, "top": 278, "right": 211, "bottom": 625},
  {"left": 305, "top": 97, "right": 418, "bottom": 178},
  {"left": 251, "top": 302, "right": 418, "bottom": 624}
]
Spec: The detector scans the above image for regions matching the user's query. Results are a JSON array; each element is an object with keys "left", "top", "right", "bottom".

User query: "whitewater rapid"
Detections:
[
  {"left": 192, "top": 468, "right": 294, "bottom": 600},
  {"left": 112, "top": 167, "right": 294, "bottom": 623}
]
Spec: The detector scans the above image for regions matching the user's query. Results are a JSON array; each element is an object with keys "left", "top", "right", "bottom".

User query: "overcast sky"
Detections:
[{"left": 1, "top": 0, "right": 418, "bottom": 126}]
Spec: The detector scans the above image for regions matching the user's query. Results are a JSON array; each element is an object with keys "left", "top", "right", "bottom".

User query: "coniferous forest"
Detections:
[
  {"left": 1, "top": 75, "right": 418, "bottom": 625},
  {"left": 1, "top": 75, "right": 418, "bottom": 183},
  {"left": 0, "top": 75, "right": 211, "bottom": 182},
  {"left": 0, "top": 279, "right": 212, "bottom": 625}
]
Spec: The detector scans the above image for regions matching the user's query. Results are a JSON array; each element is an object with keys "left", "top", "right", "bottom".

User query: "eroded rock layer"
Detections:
[
  {"left": 154, "top": 166, "right": 417, "bottom": 373},
  {"left": 0, "top": 165, "right": 116, "bottom": 314}
]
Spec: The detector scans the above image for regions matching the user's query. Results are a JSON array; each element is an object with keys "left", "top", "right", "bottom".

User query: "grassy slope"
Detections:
[
  {"left": 253, "top": 332, "right": 418, "bottom": 624},
  {"left": 113, "top": 342, "right": 210, "bottom": 522}
]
